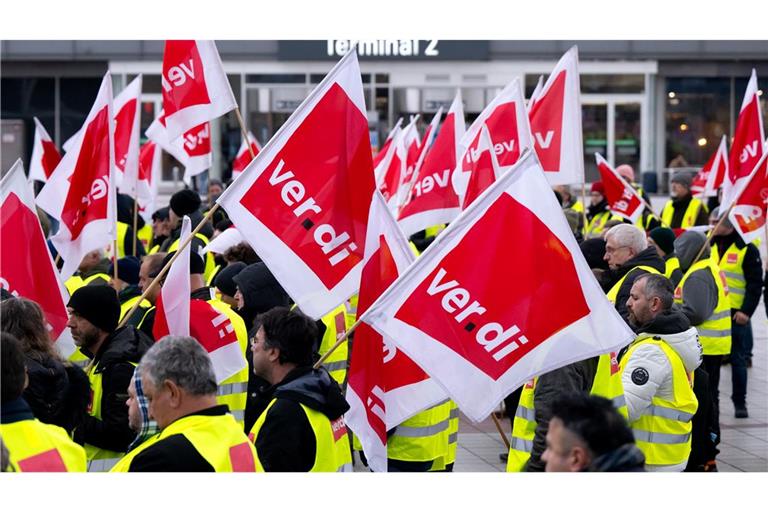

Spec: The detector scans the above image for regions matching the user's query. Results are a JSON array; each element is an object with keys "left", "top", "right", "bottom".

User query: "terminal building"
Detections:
[{"left": 2, "top": 40, "right": 767, "bottom": 192}]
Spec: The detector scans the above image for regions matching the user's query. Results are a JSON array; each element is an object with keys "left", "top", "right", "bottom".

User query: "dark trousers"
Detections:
[
  {"left": 702, "top": 355, "right": 722, "bottom": 441},
  {"left": 730, "top": 320, "right": 751, "bottom": 406}
]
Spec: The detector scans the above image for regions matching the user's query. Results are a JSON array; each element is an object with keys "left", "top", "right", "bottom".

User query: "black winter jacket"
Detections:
[{"left": 23, "top": 354, "right": 90, "bottom": 433}]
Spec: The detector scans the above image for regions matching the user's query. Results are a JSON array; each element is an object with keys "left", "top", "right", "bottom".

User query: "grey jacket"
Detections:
[{"left": 674, "top": 231, "right": 718, "bottom": 326}]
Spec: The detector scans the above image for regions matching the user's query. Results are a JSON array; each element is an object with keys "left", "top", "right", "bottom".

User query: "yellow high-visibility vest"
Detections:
[
  {"left": 207, "top": 298, "right": 249, "bottom": 426},
  {"left": 606, "top": 265, "right": 661, "bottom": 304},
  {"left": 1, "top": 418, "right": 87, "bottom": 472},
  {"left": 711, "top": 243, "right": 748, "bottom": 310},
  {"left": 661, "top": 197, "right": 707, "bottom": 229},
  {"left": 388, "top": 399, "right": 450, "bottom": 468},
  {"left": 318, "top": 303, "right": 353, "bottom": 386}
]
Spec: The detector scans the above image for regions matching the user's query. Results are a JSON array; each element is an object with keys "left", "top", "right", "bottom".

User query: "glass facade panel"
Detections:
[
  {"left": 583, "top": 104, "right": 608, "bottom": 182},
  {"left": 615, "top": 103, "right": 641, "bottom": 170}
]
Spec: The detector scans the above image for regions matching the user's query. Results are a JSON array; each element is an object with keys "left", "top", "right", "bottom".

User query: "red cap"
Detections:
[{"left": 590, "top": 181, "right": 605, "bottom": 195}]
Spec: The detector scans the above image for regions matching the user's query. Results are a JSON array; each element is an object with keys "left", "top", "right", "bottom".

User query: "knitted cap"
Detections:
[
  {"left": 108, "top": 256, "right": 141, "bottom": 285},
  {"left": 670, "top": 171, "right": 693, "bottom": 189},
  {"left": 649, "top": 227, "right": 676, "bottom": 256},
  {"left": 169, "top": 189, "right": 202, "bottom": 217},
  {"left": 590, "top": 181, "right": 605, "bottom": 195},
  {"left": 67, "top": 285, "right": 120, "bottom": 333},
  {"left": 214, "top": 262, "right": 247, "bottom": 297}
]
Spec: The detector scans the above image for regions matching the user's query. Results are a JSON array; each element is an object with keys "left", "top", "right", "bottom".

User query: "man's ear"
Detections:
[
  {"left": 570, "top": 444, "right": 592, "bottom": 471},
  {"left": 267, "top": 346, "right": 281, "bottom": 364},
  {"left": 166, "top": 380, "right": 183, "bottom": 408}
]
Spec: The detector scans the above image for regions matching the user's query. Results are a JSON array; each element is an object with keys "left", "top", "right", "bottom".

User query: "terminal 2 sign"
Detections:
[{"left": 278, "top": 40, "right": 490, "bottom": 61}]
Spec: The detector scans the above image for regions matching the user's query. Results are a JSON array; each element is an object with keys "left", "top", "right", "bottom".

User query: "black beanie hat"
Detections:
[
  {"left": 162, "top": 250, "right": 206, "bottom": 276},
  {"left": 214, "top": 262, "right": 247, "bottom": 297},
  {"left": 67, "top": 285, "right": 120, "bottom": 333},
  {"left": 579, "top": 238, "right": 610, "bottom": 271},
  {"left": 108, "top": 256, "right": 141, "bottom": 285},
  {"left": 169, "top": 189, "right": 202, "bottom": 217},
  {"left": 649, "top": 227, "right": 676, "bottom": 255}
]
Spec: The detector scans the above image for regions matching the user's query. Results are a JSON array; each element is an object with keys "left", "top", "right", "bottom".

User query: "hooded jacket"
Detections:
[
  {"left": 232, "top": 262, "right": 290, "bottom": 333},
  {"left": 603, "top": 246, "right": 666, "bottom": 323},
  {"left": 73, "top": 326, "right": 153, "bottom": 453},
  {"left": 23, "top": 354, "right": 90, "bottom": 433},
  {"left": 252, "top": 367, "right": 350, "bottom": 472},
  {"left": 674, "top": 232, "right": 718, "bottom": 326}
]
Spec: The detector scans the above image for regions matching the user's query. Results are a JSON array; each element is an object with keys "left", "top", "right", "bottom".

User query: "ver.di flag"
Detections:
[
  {"left": 692, "top": 135, "right": 729, "bottom": 198},
  {"left": 146, "top": 111, "right": 212, "bottom": 179},
  {"left": 28, "top": 117, "right": 62, "bottom": 184},
  {"left": 373, "top": 118, "right": 403, "bottom": 169},
  {"left": 595, "top": 153, "right": 645, "bottom": 223},
  {"left": 346, "top": 191, "right": 448, "bottom": 472},
  {"left": 361, "top": 149, "right": 635, "bottom": 421},
  {"left": 231, "top": 131, "right": 262, "bottom": 180},
  {"left": 136, "top": 141, "right": 162, "bottom": 224},
  {"left": 216, "top": 49, "right": 376, "bottom": 319},
  {"left": 113, "top": 75, "right": 143, "bottom": 197},
  {"left": 1, "top": 160, "right": 76, "bottom": 359},
  {"left": 397, "top": 106, "right": 443, "bottom": 214},
  {"left": 398, "top": 92, "right": 465, "bottom": 237},
  {"left": 728, "top": 148, "right": 768, "bottom": 244},
  {"left": 528, "top": 46, "right": 584, "bottom": 186},
  {"left": 36, "top": 72, "right": 117, "bottom": 281},
  {"left": 161, "top": 40, "right": 237, "bottom": 142}
]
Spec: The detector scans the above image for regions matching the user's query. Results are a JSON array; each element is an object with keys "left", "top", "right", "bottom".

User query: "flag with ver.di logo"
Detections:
[
  {"left": 595, "top": 153, "right": 645, "bottom": 223},
  {"left": 361, "top": 150, "right": 635, "bottom": 422}
]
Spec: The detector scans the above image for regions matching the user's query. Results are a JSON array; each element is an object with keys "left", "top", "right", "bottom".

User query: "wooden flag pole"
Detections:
[
  {"left": 117, "top": 204, "right": 220, "bottom": 328},
  {"left": 313, "top": 318, "right": 362, "bottom": 370},
  {"left": 580, "top": 180, "right": 589, "bottom": 233},
  {"left": 490, "top": 411, "right": 511, "bottom": 450},
  {"left": 691, "top": 204, "right": 731, "bottom": 265},
  {"left": 112, "top": 239, "right": 119, "bottom": 281},
  {"left": 132, "top": 196, "right": 139, "bottom": 256},
  {"left": 54, "top": 254, "right": 61, "bottom": 267},
  {"left": 234, "top": 108, "right": 257, "bottom": 159}
]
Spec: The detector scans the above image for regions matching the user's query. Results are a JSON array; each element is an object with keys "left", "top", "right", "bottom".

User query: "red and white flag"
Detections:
[
  {"left": 527, "top": 75, "right": 545, "bottom": 113},
  {"left": 231, "top": 131, "right": 262, "bottom": 180},
  {"left": 136, "top": 141, "right": 162, "bottom": 224},
  {"left": 376, "top": 125, "right": 405, "bottom": 210},
  {"left": 346, "top": 191, "right": 448, "bottom": 472},
  {"left": 161, "top": 40, "right": 237, "bottom": 142},
  {"left": 452, "top": 78, "right": 532, "bottom": 209},
  {"left": 114, "top": 75, "right": 143, "bottom": 196},
  {"left": 28, "top": 117, "right": 62, "bottom": 184},
  {"left": 216, "top": 49, "right": 376, "bottom": 319},
  {"left": 728, "top": 148, "right": 768, "bottom": 244},
  {"left": 1, "top": 160, "right": 76, "bottom": 359},
  {"left": 722, "top": 70, "right": 766, "bottom": 210},
  {"left": 361, "top": 150, "right": 635, "bottom": 421},
  {"left": 691, "top": 135, "right": 729, "bottom": 198},
  {"left": 460, "top": 126, "right": 504, "bottom": 210},
  {"left": 397, "top": 107, "right": 443, "bottom": 213},
  {"left": 153, "top": 216, "right": 246, "bottom": 382},
  {"left": 146, "top": 111, "right": 212, "bottom": 179},
  {"left": 373, "top": 118, "right": 403, "bottom": 169},
  {"left": 36, "top": 72, "right": 116, "bottom": 280},
  {"left": 398, "top": 93, "right": 464, "bottom": 237},
  {"left": 399, "top": 116, "right": 423, "bottom": 197},
  {"left": 528, "top": 46, "right": 584, "bottom": 186},
  {"left": 595, "top": 153, "right": 645, "bottom": 223}
]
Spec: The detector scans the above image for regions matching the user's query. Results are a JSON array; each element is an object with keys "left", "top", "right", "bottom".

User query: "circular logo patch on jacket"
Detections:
[{"left": 631, "top": 367, "right": 649, "bottom": 385}]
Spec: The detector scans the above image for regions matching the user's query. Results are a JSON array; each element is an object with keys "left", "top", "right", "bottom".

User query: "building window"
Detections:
[
  {"left": 0, "top": 77, "right": 55, "bottom": 167},
  {"left": 60, "top": 77, "right": 102, "bottom": 143}
]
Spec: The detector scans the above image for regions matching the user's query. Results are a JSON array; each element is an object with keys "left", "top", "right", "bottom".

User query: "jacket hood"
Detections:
[
  {"left": 637, "top": 323, "right": 702, "bottom": 374},
  {"left": 586, "top": 443, "right": 646, "bottom": 472},
  {"left": 674, "top": 230, "right": 709, "bottom": 272},
  {"left": 233, "top": 262, "right": 290, "bottom": 329},
  {"left": 94, "top": 325, "right": 153, "bottom": 372},
  {"left": 274, "top": 367, "right": 350, "bottom": 421},
  {"left": 117, "top": 193, "right": 146, "bottom": 230}
]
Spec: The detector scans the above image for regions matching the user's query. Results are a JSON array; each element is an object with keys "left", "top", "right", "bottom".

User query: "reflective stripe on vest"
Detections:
[
  {"left": 606, "top": 265, "right": 661, "bottom": 304},
  {"left": 389, "top": 401, "right": 450, "bottom": 465},
  {"left": 207, "top": 298, "right": 249, "bottom": 426},
  {"left": 675, "top": 259, "right": 732, "bottom": 355},
  {"left": 661, "top": 197, "right": 706, "bottom": 229},
  {"left": 0, "top": 419, "right": 87, "bottom": 472},
  {"left": 507, "top": 378, "right": 536, "bottom": 472},
  {"left": 442, "top": 400, "right": 459, "bottom": 467},
  {"left": 111, "top": 412, "right": 260, "bottom": 472},
  {"left": 249, "top": 398, "right": 352, "bottom": 472},
  {"left": 620, "top": 336, "right": 698, "bottom": 468},
  {"left": 590, "top": 352, "right": 628, "bottom": 419},
  {"left": 711, "top": 243, "right": 748, "bottom": 309}
]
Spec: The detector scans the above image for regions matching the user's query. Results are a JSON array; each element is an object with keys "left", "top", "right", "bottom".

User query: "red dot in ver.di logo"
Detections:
[
  {"left": 395, "top": 193, "right": 590, "bottom": 380},
  {"left": 238, "top": 82, "right": 375, "bottom": 290}
]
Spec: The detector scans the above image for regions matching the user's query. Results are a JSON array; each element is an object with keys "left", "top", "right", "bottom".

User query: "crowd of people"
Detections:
[{"left": 0, "top": 162, "right": 762, "bottom": 473}]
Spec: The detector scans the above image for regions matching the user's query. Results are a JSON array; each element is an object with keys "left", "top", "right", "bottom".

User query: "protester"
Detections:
[
  {"left": 224, "top": 241, "right": 261, "bottom": 265},
  {"left": 109, "top": 256, "right": 151, "bottom": 327},
  {"left": 248, "top": 307, "right": 352, "bottom": 471},
  {"left": 623, "top": 273, "right": 701, "bottom": 471},
  {"left": 66, "top": 285, "right": 152, "bottom": 471},
  {"left": 63, "top": 249, "right": 111, "bottom": 295},
  {"left": 115, "top": 193, "right": 148, "bottom": 258},
  {"left": 213, "top": 261, "right": 246, "bottom": 308},
  {"left": 648, "top": 226, "right": 683, "bottom": 286},
  {"left": 161, "top": 189, "right": 216, "bottom": 282},
  {"left": 149, "top": 207, "right": 173, "bottom": 255},
  {"left": 661, "top": 172, "right": 709, "bottom": 228},
  {"left": 1, "top": 333, "right": 87, "bottom": 472},
  {"left": 709, "top": 207, "right": 762, "bottom": 418},
  {"left": 110, "top": 336, "right": 259, "bottom": 472},
  {"left": 1, "top": 298, "right": 89, "bottom": 433},
  {"left": 136, "top": 252, "right": 167, "bottom": 340},
  {"left": 585, "top": 182, "right": 620, "bottom": 237},
  {"left": 542, "top": 393, "right": 645, "bottom": 472}
]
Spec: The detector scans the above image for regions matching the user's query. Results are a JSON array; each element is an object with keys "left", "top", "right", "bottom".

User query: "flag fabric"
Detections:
[
  {"left": 361, "top": 150, "right": 635, "bottom": 422},
  {"left": 528, "top": 46, "right": 584, "bottom": 186},
  {"left": 728, "top": 148, "right": 768, "bottom": 244},
  {"left": 595, "top": 153, "right": 646, "bottom": 223},
  {"left": 202, "top": 226, "right": 244, "bottom": 255},
  {"left": 527, "top": 75, "right": 545, "bottom": 113},
  {"left": 453, "top": 78, "right": 532, "bottom": 209},
  {"left": 28, "top": 117, "right": 62, "bottom": 183},
  {"left": 373, "top": 118, "right": 403, "bottom": 169},
  {"left": 152, "top": 216, "right": 247, "bottom": 382},
  {"left": 231, "top": 132, "right": 262, "bottom": 180},
  {"left": 397, "top": 107, "right": 443, "bottom": 213},
  {"left": 722, "top": 70, "right": 766, "bottom": 209},
  {"left": 398, "top": 93, "right": 464, "bottom": 237},
  {"left": 36, "top": 72, "right": 116, "bottom": 280},
  {"left": 691, "top": 135, "right": 729, "bottom": 198},
  {"left": 146, "top": 111, "right": 212, "bottom": 179},
  {"left": 153, "top": 216, "right": 191, "bottom": 339},
  {"left": 161, "top": 40, "right": 237, "bottom": 142},
  {"left": 346, "top": 191, "right": 448, "bottom": 472},
  {"left": 377, "top": 125, "right": 405, "bottom": 210},
  {"left": 460, "top": 126, "right": 504, "bottom": 210},
  {"left": 398, "top": 116, "right": 423, "bottom": 199},
  {"left": 216, "top": 49, "right": 375, "bottom": 319},
  {"left": 1, "top": 160, "right": 76, "bottom": 359},
  {"left": 113, "top": 75, "right": 143, "bottom": 196},
  {"left": 136, "top": 141, "right": 162, "bottom": 224}
]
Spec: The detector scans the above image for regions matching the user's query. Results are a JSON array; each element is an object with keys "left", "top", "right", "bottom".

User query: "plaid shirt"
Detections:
[{"left": 128, "top": 368, "right": 159, "bottom": 451}]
